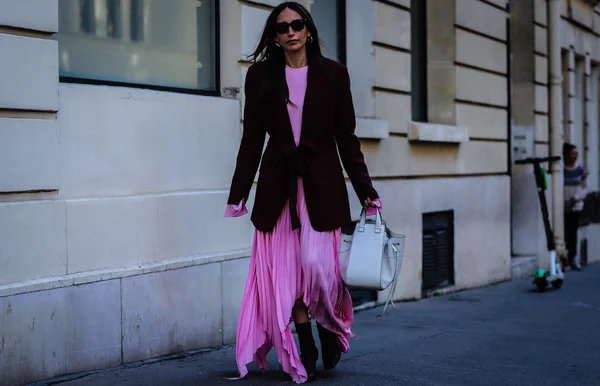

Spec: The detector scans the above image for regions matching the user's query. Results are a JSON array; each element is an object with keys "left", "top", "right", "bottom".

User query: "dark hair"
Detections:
[
  {"left": 563, "top": 142, "right": 577, "bottom": 159},
  {"left": 247, "top": 2, "right": 327, "bottom": 105}
]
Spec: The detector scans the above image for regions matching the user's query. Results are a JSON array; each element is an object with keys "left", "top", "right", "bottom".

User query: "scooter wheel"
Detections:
[
  {"left": 534, "top": 277, "right": 547, "bottom": 292},
  {"left": 551, "top": 278, "right": 563, "bottom": 290}
]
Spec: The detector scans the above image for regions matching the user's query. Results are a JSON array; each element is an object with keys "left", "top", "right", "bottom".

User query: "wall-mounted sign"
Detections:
[{"left": 512, "top": 126, "right": 534, "bottom": 161}]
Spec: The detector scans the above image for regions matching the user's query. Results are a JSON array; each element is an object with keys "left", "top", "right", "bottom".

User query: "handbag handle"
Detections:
[{"left": 357, "top": 206, "right": 383, "bottom": 233}]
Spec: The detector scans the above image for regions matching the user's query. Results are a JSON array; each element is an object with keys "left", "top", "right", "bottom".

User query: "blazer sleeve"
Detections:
[
  {"left": 227, "top": 64, "right": 266, "bottom": 205},
  {"left": 334, "top": 66, "right": 379, "bottom": 203}
]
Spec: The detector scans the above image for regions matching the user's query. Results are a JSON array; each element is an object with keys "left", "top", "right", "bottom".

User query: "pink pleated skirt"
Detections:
[{"left": 232, "top": 178, "right": 355, "bottom": 383}]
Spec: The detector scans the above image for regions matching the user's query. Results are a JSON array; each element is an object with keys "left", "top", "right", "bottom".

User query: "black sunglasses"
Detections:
[{"left": 274, "top": 19, "right": 306, "bottom": 34}]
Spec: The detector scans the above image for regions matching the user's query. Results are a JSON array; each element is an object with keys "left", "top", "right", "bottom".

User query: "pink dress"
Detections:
[{"left": 225, "top": 65, "right": 381, "bottom": 384}]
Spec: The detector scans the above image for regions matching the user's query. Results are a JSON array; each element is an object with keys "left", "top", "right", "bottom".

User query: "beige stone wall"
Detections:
[
  {"left": 364, "top": 0, "right": 512, "bottom": 303},
  {"left": 535, "top": 0, "right": 550, "bottom": 157},
  {"left": 579, "top": 224, "right": 600, "bottom": 264},
  {"left": 0, "top": 1, "right": 62, "bottom": 284},
  {"left": 373, "top": 0, "right": 411, "bottom": 136},
  {"left": 235, "top": 0, "right": 513, "bottom": 181},
  {"left": 560, "top": 0, "right": 600, "bottom": 264},
  {"left": 368, "top": 0, "right": 509, "bottom": 179},
  {"left": 0, "top": 0, "right": 549, "bottom": 300},
  {"left": 454, "top": 0, "right": 508, "bottom": 149},
  {"left": 350, "top": 176, "right": 512, "bottom": 302},
  {"left": 0, "top": 3, "right": 60, "bottom": 193},
  {"left": 560, "top": 0, "right": 600, "bottom": 179}
]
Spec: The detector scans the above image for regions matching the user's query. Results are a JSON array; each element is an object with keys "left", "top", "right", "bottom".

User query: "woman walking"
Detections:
[
  {"left": 563, "top": 142, "right": 588, "bottom": 271},
  {"left": 224, "top": 2, "right": 381, "bottom": 383}
]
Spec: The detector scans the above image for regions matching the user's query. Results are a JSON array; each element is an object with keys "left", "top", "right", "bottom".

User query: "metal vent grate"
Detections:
[{"left": 422, "top": 211, "right": 455, "bottom": 292}]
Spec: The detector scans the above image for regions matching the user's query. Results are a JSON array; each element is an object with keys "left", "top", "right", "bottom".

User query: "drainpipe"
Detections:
[{"left": 548, "top": 0, "right": 565, "bottom": 257}]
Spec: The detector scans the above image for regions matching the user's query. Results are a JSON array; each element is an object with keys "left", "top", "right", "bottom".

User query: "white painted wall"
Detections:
[
  {"left": 1, "top": 84, "right": 256, "bottom": 284},
  {"left": 0, "top": 0, "right": 58, "bottom": 32},
  {"left": 240, "top": 4, "right": 270, "bottom": 59},
  {"left": 580, "top": 224, "right": 600, "bottom": 264},
  {"left": 348, "top": 176, "right": 512, "bottom": 302},
  {"left": 58, "top": 85, "right": 239, "bottom": 197},
  {"left": 0, "top": 255, "right": 252, "bottom": 386},
  {"left": 0, "top": 118, "right": 60, "bottom": 192},
  {"left": 0, "top": 33, "right": 58, "bottom": 111}
]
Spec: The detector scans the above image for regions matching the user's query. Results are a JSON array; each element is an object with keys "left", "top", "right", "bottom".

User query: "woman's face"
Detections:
[
  {"left": 274, "top": 8, "right": 311, "bottom": 55},
  {"left": 569, "top": 147, "right": 579, "bottom": 163}
]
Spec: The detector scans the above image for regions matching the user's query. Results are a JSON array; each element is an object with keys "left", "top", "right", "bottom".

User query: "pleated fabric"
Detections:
[{"left": 232, "top": 177, "right": 355, "bottom": 383}]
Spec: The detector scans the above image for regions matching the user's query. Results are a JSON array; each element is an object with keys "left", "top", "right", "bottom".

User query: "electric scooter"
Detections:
[{"left": 514, "top": 156, "right": 564, "bottom": 292}]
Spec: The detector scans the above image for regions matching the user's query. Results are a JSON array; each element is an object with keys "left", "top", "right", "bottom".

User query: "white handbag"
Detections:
[{"left": 338, "top": 208, "right": 405, "bottom": 316}]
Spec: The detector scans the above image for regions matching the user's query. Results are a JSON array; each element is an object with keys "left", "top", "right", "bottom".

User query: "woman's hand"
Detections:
[{"left": 364, "top": 197, "right": 382, "bottom": 216}]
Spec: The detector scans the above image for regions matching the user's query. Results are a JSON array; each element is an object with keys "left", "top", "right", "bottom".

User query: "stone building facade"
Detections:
[{"left": 0, "top": 0, "right": 598, "bottom": 384}]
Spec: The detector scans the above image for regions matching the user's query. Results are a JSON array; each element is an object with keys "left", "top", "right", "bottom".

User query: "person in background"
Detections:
[{"left": 563, "top": 142, "right": 588, "bottom": 271}]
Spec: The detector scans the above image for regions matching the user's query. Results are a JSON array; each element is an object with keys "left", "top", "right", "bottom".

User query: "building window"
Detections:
[
  {"left": 562, "top": 51, "right": 571, "bottom": 139},
  {"left": 311, "top": 0, "right": 346, "bottom": 64},
  {"left": 55, "top": 0, "right": 218, "bottom": 93},
  {"left": 589, "top": 65, "right": 599, "bottom": 192},
  {"left": 411, "top": 0, "right": 427, "bottom": 122},
  {"left": 574, "top": 58, "right": 585, "bottom": 158}
]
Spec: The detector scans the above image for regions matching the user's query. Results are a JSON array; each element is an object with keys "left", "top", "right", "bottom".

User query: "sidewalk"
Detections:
[{"left": 37, "top": 265, "right": 600, "bottom": 386}]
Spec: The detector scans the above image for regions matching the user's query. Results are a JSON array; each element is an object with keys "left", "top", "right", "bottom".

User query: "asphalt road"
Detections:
[{"left": 40, "top": 264, "right": 600, "bottom": 386}]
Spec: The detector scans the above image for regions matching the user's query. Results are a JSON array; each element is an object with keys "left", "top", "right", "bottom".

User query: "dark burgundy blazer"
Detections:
[{"left": 227, "top": 58, "right": 379, "bottom": 232}]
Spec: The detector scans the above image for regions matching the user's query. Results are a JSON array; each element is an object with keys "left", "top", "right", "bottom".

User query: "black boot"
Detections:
[
  {"left": 296, "top": 322, "right": 318, "bottom": 382},
  {"left": 317, "top": 322, "right": 341, "bottom": 371}
]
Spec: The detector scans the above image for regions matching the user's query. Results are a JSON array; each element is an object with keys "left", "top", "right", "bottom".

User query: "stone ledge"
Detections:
[
  {"left": 408, "top": 121, "right": 470, "bottom": 143},
  {"left": 0, "top": 248, "right": 251, "bottom": 298},
  {"left": 511, "top": 255, "right": 539, "bottom": 279},
  {"left": 0, "top": 0, "right": 59, "bottom": 33},
  {"left": 356, "top": 117, "right": 390, "bottom": 139}
]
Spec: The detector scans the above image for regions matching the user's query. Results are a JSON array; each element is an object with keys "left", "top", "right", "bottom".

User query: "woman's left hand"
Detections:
[{"left": 364, "top": 197, "right": 376, "bottom": 208}]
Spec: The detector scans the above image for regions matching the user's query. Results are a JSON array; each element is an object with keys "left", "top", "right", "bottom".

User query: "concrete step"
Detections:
[{"left": 511, "top": 255, "right": 539, "bottom": 279}]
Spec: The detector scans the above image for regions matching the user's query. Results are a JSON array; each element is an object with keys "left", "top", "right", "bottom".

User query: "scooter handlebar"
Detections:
[{"left": 514, "top": 156, "right": 561, "bottom": 165}]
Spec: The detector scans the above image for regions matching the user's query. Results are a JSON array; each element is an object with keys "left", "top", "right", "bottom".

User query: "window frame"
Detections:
[
  {"left": 311, "top": 0, "right": 346, "bottom": 64},
  {"left": 57, "top": 0, "right": 221, "bottom": 97},
  {"left": 336, "top": 0, "right": 347, "bottom": 65}
]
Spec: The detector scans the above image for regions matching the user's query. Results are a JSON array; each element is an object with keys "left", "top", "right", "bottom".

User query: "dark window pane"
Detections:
[
  {"left": 56, "top": 0, "right": 217, "bottom": 91},
  {"left": 311, "top": 0, "right": 344, "bottom": 63},
  {"left": 411, "top": 0, "right": 427, "bottom": 122}
]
